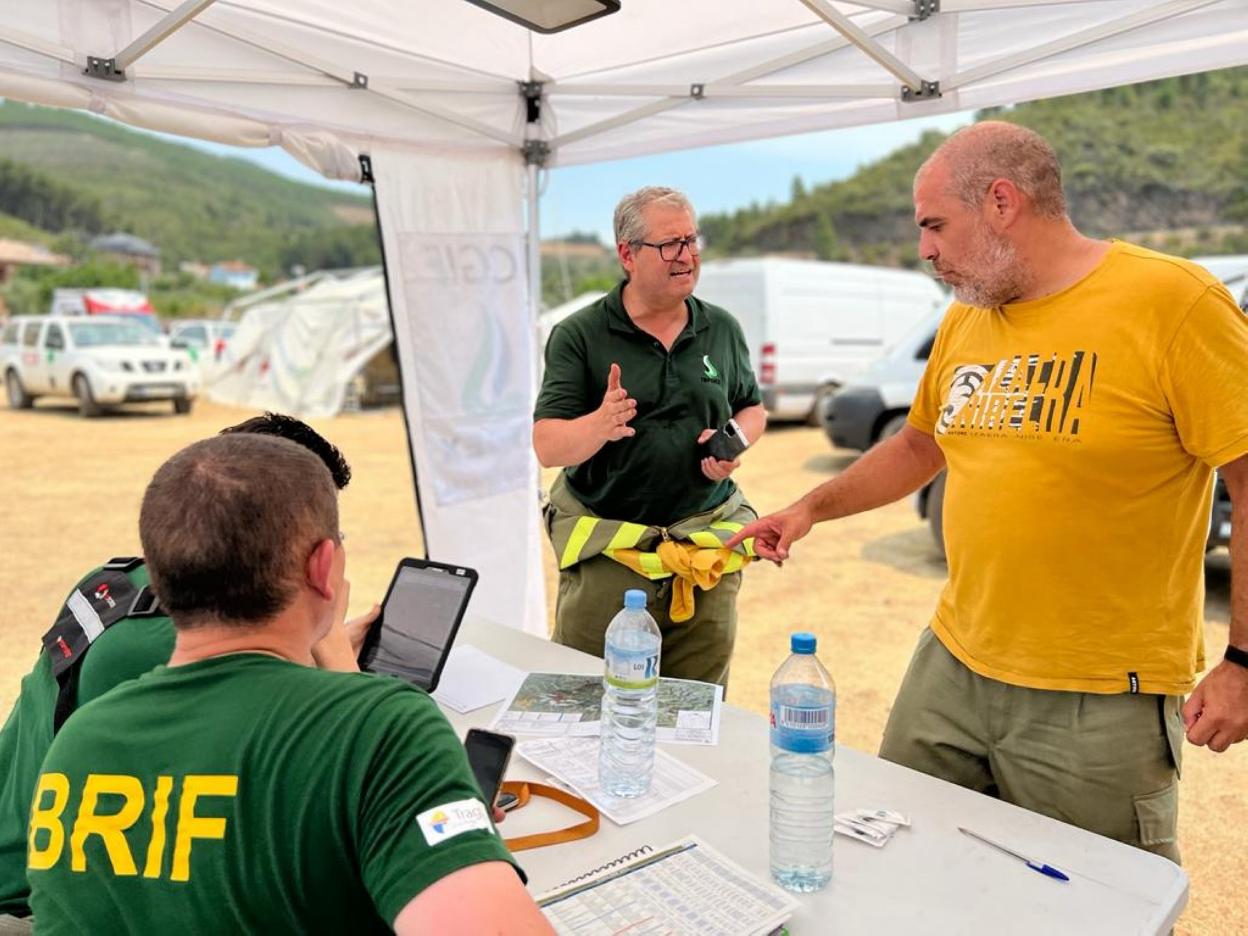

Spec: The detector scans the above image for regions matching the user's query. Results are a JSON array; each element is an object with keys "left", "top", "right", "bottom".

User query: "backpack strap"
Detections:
[{"left": 41, "top": 558, "right": 162, "bottom": 733}]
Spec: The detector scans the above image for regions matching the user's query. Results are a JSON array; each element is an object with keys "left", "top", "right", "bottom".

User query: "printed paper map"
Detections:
[{"left": 490, "top": 672, "right": 723, "bottom": 745}]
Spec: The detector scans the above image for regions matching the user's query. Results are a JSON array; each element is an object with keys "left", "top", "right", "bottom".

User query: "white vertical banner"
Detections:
[{"left": 370, "top": 147, "right": 547, "bottom": 637}]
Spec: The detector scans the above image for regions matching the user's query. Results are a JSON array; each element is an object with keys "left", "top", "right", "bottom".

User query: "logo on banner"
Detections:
[{"left": 399, "top": 230, "right": 531, "bottom": 506}]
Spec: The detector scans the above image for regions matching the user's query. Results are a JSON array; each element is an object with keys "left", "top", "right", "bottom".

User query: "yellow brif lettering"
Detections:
[
  {"left": 70, "top": 774, "right": 145, "bottom": 874},
  {"left": 27, "top": 773, "right": 70, "bottom": 871},
  {"left": 143, "top": 776, "right": 174, "bottom": 879},
  {"left": 171, "top": 775, "right": 238, "bottom": 883}
]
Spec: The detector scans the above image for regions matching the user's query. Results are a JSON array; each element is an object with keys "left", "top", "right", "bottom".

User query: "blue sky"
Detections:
[{"left": 151, "top": 110, "right": 973, "bottom": 243}]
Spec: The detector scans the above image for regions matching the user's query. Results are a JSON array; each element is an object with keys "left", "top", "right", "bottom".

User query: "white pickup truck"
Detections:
[{"left": 2, "top": 315, "right": 199, "bottom": 416}]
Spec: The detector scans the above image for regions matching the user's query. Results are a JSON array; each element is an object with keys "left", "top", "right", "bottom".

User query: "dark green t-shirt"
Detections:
[
  {"left": 534, "top": 281, "right": 762, "bottom": 526},
  {"left": 27, "top": 655, "right": 517, "bottom": 933},
  {"left": 0, "top": 564, "right": 174, "bottom": 917}
]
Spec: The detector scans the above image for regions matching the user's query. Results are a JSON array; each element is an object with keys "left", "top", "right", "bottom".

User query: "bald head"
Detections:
[{"left": 918, "top": 121, "right": 1067, "bottom": 221}]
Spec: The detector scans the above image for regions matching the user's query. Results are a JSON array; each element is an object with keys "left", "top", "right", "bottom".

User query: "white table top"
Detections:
[{"left": 446, "top": 620, "right": 1187, "bottom": 935}]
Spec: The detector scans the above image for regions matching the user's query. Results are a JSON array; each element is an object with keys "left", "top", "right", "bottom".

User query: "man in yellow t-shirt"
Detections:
[{"left": 731, "top": 121, "right": 1248, "bottom": 861}]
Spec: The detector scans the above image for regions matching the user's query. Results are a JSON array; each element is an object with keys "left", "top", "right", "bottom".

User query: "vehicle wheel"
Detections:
[
  {"left": 809, "top": 384, "right": 838, "bottom": 427},
  {"left": 878, "top": 413, "right": 909, "bottom": 442},
  {"left": 73, "top": 373, "right": 102, "bottom": 418},
  {"left": 173, "top": 396, "right": 193, "bottom": 415},
  {"left": 928, "top": 470, "right": 947, "bottom": 558},
  {"left": 5, "top": 369, "right": 33, "bottom": 409}
]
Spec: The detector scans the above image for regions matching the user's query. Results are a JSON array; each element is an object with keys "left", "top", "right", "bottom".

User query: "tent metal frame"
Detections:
[
  {"left": 114, "top": 0, "right": 520, "bottom": 144},
  {"left": 548, "top": 13, "right": 909, "bottom": 151},
  {"left": 0, "top": 0, "right": 1236, "bottom": 160}
]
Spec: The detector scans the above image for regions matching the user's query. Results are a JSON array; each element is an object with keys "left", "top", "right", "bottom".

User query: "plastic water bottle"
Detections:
[
  {"left": 598, "top": 589, "right": 661, "bottom": 798},
  {"left": 769, "top": 631, "right": 836, "bottom": 892}
]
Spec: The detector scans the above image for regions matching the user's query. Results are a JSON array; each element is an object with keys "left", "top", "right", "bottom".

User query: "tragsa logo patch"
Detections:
[{"left": 417, "top": 799, "right": 491, "bottom": 846}]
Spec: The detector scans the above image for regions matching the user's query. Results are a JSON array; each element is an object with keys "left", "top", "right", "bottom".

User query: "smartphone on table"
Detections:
[{"left": 464, "top": 728, "right": 517, "bottom": 813}]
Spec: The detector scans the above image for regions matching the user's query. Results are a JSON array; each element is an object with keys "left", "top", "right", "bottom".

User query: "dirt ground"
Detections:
[{"left": 1, "top": 399, "right": 1243, "bottom": 932}]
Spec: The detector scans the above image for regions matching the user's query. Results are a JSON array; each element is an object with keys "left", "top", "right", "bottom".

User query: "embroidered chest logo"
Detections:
[
  {"left": 701, "top": 355, "right": 720, "bottom": 382},
  {"left": 937, "top": 351, "right": 1097, "bottom": 440}
]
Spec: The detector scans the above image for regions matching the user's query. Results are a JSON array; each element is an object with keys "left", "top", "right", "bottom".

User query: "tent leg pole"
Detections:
[{"left": 526, "top": 162, "right": 541, "bottom": 331}]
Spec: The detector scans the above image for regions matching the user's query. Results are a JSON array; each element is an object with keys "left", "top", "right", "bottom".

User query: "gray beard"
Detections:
[{"left": 949, "top": 229, "right": 1028, "bottom": 309}]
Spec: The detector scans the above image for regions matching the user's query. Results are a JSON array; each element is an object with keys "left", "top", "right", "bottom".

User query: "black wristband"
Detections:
[{"left": 1225, "top": 645, "right": 1248, "bottom": 669}]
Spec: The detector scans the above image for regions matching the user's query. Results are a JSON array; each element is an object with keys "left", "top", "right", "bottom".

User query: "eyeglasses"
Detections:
[
  {"left": 635, "top": 234, "right": 704, "bottom": 262},
  {"left": 336, "top": 530, "right": 347, "bottom": 544}
]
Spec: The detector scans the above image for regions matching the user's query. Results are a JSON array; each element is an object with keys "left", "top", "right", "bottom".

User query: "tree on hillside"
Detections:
[
  {"left": 791, "top": 175, "right": 807, "bottom": 203},
  {"left": 0, "top": 158, "right": 107, "bottom": 234},
  {"left": 279, "top": 224, "right": 381, "bottom": 275},
  {"left": 814, "top": 211, "right": 845, "bottom": 262}
]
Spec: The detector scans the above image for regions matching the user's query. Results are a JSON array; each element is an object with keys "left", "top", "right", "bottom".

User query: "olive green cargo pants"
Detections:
[
  {"left": 879, "top": 628, "right": 1183, "bottom": 863},
  {"left": 552, "top": 553, "right": 741, "bottom": 690}
]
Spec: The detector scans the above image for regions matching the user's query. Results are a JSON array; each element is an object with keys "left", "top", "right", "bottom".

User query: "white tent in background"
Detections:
[
  {"left": 208, "top": 268, "right": 392, "bottom": 419},
  {"left": 1, "top": 1, "right": 1245, "bottom": 635}
]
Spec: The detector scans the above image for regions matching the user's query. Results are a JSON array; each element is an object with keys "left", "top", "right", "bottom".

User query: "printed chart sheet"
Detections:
[
  {"left": 537, "top": 836, "right": 798, "bottom": 936},
  {"left": 516, "top": 736, "right": 716, "bottom": 825}
]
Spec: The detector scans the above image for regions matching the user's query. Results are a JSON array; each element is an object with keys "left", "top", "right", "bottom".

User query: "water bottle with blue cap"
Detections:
[
  {"left": 769, "top": 631, "right": 836, "bottom": 892},
  {"left": 598, "top": 589, "right": 661, "bottom": 797}
]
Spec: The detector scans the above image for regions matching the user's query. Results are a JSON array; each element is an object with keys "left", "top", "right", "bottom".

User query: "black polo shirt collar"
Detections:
[{"left": 603, "top": 280, "right": 707, "bottom": 340}]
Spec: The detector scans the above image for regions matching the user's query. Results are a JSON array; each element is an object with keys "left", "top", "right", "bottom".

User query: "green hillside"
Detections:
[
  {"left": 699, "top": 67, "right": 1248, "bottom": 267},
  {"left": 0, "top": 100, "right": 374, "bottom": 276}
]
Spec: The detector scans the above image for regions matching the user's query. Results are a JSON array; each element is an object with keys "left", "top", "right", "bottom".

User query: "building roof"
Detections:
[
  {"left": 0, "top": 238, "right": 70, "bottom": 267},
  {"left": 89, "top": 232, "right": 160, "bottom": 257},
  {"left": 212, "top": 260, "right": 257, "bottom": 273}
]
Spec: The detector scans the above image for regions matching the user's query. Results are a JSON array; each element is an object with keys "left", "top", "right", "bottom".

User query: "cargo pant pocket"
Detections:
[{"left": 1133, "top": 782, "right": 1178, "bottom": 848}]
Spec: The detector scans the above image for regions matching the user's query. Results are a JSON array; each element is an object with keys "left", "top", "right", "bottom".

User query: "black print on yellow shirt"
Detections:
[{"left": 937, "top": 351, "right": 1097, "bottom": 438}]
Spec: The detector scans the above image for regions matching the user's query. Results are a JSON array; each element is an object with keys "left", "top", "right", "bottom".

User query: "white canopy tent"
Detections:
[
  {"left": 207, "top": 267, "right": 393, "bottom": 417},
  {"left": 2, "top": 0, "right": 1245, "bottom": 634}
]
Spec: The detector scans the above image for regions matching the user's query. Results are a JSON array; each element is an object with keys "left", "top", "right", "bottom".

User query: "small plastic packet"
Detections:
[
  {"left": 834, "top": 820, "right": 889, "bottom": 847},
  {"left": 853, "top": 808, "right": 911, "bottom": 828}
]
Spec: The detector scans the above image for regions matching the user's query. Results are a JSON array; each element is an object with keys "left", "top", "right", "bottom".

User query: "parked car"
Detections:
[
  {"left": 2, "top": 315, "right": 199, "bottom": 416},
  {"left": 694, "top": 258, "right": 945, "bottom": 422},
  {"left": 821, "top": 306, "right": 942, "bottom": 450},
  {"left": 168, "top": 319, "right": 239, "bottom": 364}
]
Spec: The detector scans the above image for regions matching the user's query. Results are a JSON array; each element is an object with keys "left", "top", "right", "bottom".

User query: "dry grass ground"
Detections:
[{"left": 1, "top": 399, "right": 1243, "bottom": 932}]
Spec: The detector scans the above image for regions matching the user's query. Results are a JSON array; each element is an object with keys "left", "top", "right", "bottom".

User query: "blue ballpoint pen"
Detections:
[{"left": 958, "top": 827, "right": 1070, "bottom": 882}]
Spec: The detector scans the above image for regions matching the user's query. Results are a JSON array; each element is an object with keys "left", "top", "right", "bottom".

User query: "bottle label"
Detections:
[
  {"left": 770, "top": 699, "right": 835, "bottom": 753},
  {"left": 605, "top": 648, "right": 659, "bottom": 690}
]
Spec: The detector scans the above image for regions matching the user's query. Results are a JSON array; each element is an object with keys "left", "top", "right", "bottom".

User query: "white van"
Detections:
[{"left": 694, "top": 258, "right": 945, "bottom": 421}]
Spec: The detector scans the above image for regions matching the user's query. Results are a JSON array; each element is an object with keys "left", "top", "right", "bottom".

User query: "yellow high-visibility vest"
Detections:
[{"left": 544, "top": 473, "right": 757, "bottom": 622}]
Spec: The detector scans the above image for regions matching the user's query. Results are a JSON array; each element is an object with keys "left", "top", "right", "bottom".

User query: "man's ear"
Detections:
[
  {"left": 986, "top": 178, "right": 1022, "bottom": 229},
  {"left": 617, "top": 240, "right": 636, "bottom": 276},
  {"left": 305, "top": 538, "right": 337, "bottom": 602}
]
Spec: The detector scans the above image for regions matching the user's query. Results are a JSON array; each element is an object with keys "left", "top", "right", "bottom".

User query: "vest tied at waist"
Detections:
[{"left": 544, "top": 473, "right": 757, "bottom": 622}]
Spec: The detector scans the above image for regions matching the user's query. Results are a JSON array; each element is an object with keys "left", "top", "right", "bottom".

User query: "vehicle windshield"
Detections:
[{"left": 69, "top": 320, "right": 161, "bottom": 348}]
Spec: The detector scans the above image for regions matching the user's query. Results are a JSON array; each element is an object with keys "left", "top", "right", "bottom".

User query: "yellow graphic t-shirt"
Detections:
[{"left": 910, "top": 241, "right": 1248, "bottom": 695}]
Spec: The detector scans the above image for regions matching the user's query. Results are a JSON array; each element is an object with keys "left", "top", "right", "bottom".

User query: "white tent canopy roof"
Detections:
[{"left": 1, "top": 0, "right": 1246, "bottom": 174}]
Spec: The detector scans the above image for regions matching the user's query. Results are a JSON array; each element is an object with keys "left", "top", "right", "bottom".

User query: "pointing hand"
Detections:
[{"left": 597, "top": 363, "right": 637, "bottom": 442}]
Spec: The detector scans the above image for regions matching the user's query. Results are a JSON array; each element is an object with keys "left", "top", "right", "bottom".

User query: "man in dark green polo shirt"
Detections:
[
  {"left": 26, "top": 434, "right": 551, "bottom": 934},
  {"left": 533, "top": 186, "right": 767, "bottom": 686},
  {"left": 0, "top": 416, "right": 375, "bottom": 924}
]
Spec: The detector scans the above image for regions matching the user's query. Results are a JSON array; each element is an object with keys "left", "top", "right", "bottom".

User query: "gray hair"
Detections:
[
  {"left": 613, "top": 186, "right": 696, "bottom": 246},
  {"left": 921, "top": 121, "right": 1067, "bottom": 220}
]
